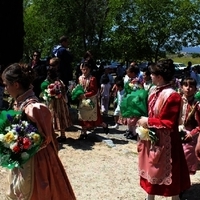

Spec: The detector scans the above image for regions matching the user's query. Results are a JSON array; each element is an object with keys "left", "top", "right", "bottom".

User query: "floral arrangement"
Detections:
[
  {"left": 41, "top": 80, "right": 62, "bottom": 102},
  {"left": 124, "top": 82, "right": 138, "bottom": 94},
  {"left": 79, "top": 99, "right": 94, "bottom": 109},
  {"left": 0, "top": 110, "right": 43, "bottom": 169},
  {"left": 136, "top": 126, "right": 158, "bottom": 145}
]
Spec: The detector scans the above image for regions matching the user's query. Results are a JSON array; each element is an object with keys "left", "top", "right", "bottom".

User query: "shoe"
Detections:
[
  {"left": 126, "top": 133, "right": 138, "bottom": 140},
  {"left": 103, "top": 124, "right": 109, "bottom": 134},
  {"left": 57, "top": 136, "right": 67, "bottom": 143},
  {"left": 78, "top": 133, "right": 88, "bottom": 140},
  {"left": 124, "top": 130, "right": 131, "bottom": 137},
  {"left": 110, "top": 124, "right": 119, "bottom": 129}
]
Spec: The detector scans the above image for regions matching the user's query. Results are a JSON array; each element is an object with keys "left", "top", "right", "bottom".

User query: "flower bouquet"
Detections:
[
  {"left": 124, "top": 82, "right": 140, "bottom": 94},
  {"left": 120, "top": 89, "right": 148, "bottom": 118},
  {"left": 0, "top": 110, "right": 43, "bottom": 169},
  {"left": 136, "top": 126, "right": 158, "bottom": 144},
  {"left": 79, "top": 99, "right": 95, "bottom": 110},
  {"left": 71, "top": 84, "right": 85, "bottom": 101},
  {"left": 41, "top": 80, "right": 62, "bottom": 102}
]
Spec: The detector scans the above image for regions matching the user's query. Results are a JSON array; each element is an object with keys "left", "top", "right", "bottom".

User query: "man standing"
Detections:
[
  {"left": 55, "top": 36, "right": 73, "bottom": 88},
  {"left": 30, "top": 50, "right": 47, "bottom": 99}
]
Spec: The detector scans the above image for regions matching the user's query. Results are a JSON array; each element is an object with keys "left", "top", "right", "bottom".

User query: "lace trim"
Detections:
[{"left": 139, "top": 129, "right": 172, "bottom": 185}]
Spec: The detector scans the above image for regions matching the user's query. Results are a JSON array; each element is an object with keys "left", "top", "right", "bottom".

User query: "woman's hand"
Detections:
[{"left": 137, "top": 117, "right": 148, "bottom": 128}]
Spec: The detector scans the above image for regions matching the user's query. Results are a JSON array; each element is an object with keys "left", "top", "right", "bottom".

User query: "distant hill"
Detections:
[{"left": 182, "top": 47, "right": 200, "bottom": 53}]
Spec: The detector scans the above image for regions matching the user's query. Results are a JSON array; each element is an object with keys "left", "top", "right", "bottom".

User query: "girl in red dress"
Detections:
[
  {"left": 179, "top": 78, "right": 200, "bottom": 175},
  {"left": 137, "top": 59, "right": 191, "bottom": 200},
  {"left": 78, "top": 61, "right": 109, "bottom": 139}
]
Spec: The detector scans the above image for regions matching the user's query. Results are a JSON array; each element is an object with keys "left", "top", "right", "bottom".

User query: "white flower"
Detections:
[
  {"left": 5, "top": 126, "right": 11, "bottom": 132},
  {"left": 136, "top": 126, "right": 150, "bottom": 140},
  {"left": 21, "top": 121, "right": 29, "bottom": 127},
  {"left": 0, "top": 134, "right": 4, "bottom": 142},
  {"left": 21, "top": 152, "right": 30, "bottom": 160},
  {"left": 178, "top": 125, "right": 185, "bottom": 132}
]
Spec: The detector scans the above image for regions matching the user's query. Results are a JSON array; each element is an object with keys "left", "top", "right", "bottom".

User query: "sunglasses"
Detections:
[{"left": 33, "top": 54, "right": 39, "bottom": 57}]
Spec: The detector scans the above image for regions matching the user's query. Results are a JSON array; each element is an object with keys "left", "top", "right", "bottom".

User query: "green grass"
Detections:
[{"left": 167, "top": 55, "right": 200, "bottom": 65}]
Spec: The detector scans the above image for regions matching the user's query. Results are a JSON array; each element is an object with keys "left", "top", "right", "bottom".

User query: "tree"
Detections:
[{"left": 111, "top": 0, "right": 200, "bottom": 62}]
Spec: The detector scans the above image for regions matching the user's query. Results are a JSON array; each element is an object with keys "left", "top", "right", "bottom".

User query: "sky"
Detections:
[{"left": 182, "top": 46, "right": 200, "bottom": 53}]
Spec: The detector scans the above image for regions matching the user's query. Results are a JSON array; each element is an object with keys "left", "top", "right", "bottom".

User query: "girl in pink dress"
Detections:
[
  {"left": 2, "top": 63, "right": 76, "bottom": 200},
  {"left": 179, "top": 77, "right": 200, "bottom": 175},
  {"left": 137, "top": 59, "right": 190, "bottom": 200}
]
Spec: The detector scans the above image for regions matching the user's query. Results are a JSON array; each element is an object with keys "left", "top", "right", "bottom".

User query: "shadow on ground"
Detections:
[{"left": 181, "top": 183, "right": 200, "bottom": 200}]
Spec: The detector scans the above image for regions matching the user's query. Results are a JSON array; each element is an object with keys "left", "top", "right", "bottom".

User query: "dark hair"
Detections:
[
  {"left": 126, "top": 65, "right": 140, "bottom": 75},
  {"left": 114, "top": 75, "right": 123, "bottom": 83},
  {"left": 80, "top": 61, "right": 92, "bottom": 69},
  {"left": 116, "top": 80, "right": 124, "bottom": 88},
  {"left": 59, "top": 35, "right": 68, "bottom": 43},
  {"left": 101, "top": 75, "right": 110, "bottom": 84},
  {"left": 32, "top": 50, "right": 41, "bottom": 57},
  {"left": 83, "top": 50, "right": 93, "bottom": 60},
  {"left": 149, "top": 59, "right": 175, "bottom": 82},
  {"left": 142, "top": 67, "right": 151, "bottom": 76},
  {"left": 2, "top": 63, "right": 35, "bottom": 90},
  {"left": 180, "top": 77, "right": 197, "bottom": 88}
]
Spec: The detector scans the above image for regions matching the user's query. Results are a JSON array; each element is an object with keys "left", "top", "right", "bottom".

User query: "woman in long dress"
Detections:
[
  {"left": 137, "top": 59, "right": 191, "bottom": 200},
  {"left": 2, "top": 63, "right": 76, "bottom": 200},
  {"left": 41, "top": 57, "right": 72, "bottom": 143}
]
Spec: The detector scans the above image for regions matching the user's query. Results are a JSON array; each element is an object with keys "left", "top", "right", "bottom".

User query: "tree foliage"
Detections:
[{"left": 22, "top": 0, "right": 200, "bottom": 63}]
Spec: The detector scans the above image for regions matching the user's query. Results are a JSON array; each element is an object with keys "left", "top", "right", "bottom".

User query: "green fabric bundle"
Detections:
[
  {"left": 120, "top": 89, "right": 148, "bottom": 118},
  {"left": 71, "top": 84, "right": 85, "bottom": 101},
  {"left": 195, "top": 91, "right": 200, "bottom": 101}
]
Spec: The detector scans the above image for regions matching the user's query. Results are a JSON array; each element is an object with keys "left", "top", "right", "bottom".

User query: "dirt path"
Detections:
[{"left": 0, "top": 127, "right": 199, "bottom": 200}]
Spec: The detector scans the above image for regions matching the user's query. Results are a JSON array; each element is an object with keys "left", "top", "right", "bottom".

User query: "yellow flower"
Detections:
[
  {"left": 136, "top": 126, "right": 150, "bottom": 140},
  {"left": 129, "top": 83, "right": 134, "bottom": 88},
  {"left": 4, "top": 132, "right": 15, "bottom": 144},
  {"left": 32, "top": 133, "right": 41, "bottom": 144}
]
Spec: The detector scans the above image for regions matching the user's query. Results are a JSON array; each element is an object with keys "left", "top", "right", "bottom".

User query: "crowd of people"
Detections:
[{"left": 0, "top": 34, "right": 200, "bottom": 199}]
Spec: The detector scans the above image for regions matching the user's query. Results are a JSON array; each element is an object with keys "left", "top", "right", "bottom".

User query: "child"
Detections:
[
  {"left": 111, "top": 80, "right": 125, "bottom": 129},
  {"left": 2, "top": 63, "right": 76, "bottom": 200},
  {"left": 180, "top": 77, "right": 200, "bottom": 175},
  {"left": 78, "top": 61, "right": 109, "bottom": 139},
  {"left": 124, "top": 64, "right": 143, "bottom": 140},
  {"left": 110, "top": 76, "right": 124, "bottom": 110},
  {"left": 100, "top": 74, "right": 111, "bottom": 115},
  {"left": 41, "top": 57, "right": 72, "bottom": 143},
  {"left": 137, "top": 59, "right": 190, "bottom": 200},
  {"left": 142, "top": 67, "right": 152, "bottom": 91}
]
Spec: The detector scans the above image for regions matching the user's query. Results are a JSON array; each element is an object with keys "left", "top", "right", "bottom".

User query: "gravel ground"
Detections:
[{"left": 0, "top": 115, "right": 199, "bottom": 200}]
